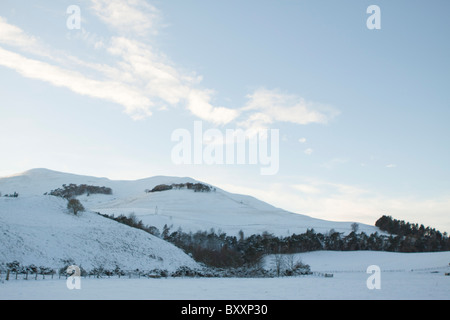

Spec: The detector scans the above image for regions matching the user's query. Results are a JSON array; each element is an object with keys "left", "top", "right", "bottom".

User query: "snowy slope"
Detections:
[
  {"left": 0, "top": 168, "right": 381, "bottom": 237},
  {"left": 0, "top": 194, "right": 199, "bottom": 271}
]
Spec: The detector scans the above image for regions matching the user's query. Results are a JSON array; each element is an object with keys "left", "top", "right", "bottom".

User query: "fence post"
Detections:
[
  {"left": 6, "top": 270, "right": 10, "bottom": 281},
  {"left": 25, "top": 271, "right": 28, "bottom": 280},
  {"left": 35, "top": 272, "right": 38, "bottom": 280}
]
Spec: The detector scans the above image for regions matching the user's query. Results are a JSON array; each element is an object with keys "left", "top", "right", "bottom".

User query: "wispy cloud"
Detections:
[
  {"left": 0, "top": 2, "right": 337, "bottom": 128},
  {"left": 0, "top": 46, "right": 153, "bottom": 119},
  {"left": 90, "top": 0, "right": 161, "bottom": 36},
  {"left": 0, "top": 9, "right": 239, "bottom": 123},
  {"left": 240, "top": 88, "right": 339, "bottom": 132},
  {"left": 0, "top": 17, "right": 49, "bottom": 57}
]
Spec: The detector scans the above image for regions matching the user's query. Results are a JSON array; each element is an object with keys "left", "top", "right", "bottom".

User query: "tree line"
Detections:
[
  {"left": 145, "top": 182, "right": 215, "bottom": 193},
  {"left": 98, "top": 212, "right": 450, "bottom": 269}
]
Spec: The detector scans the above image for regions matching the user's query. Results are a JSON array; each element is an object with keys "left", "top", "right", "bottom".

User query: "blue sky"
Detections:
[{"left": 0, "top": 0, "right": 449, "bottom": 232}]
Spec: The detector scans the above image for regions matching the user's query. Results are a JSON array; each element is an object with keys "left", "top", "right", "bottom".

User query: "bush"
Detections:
[
  {"left": 171, "top": 266, "right": 204, "bottom": 278},
  {"left": 149, "top": 184, "right": 173, "bottom": 192},
  {"left": 67, "top": 198, "right": 85, "bottom": 215}
]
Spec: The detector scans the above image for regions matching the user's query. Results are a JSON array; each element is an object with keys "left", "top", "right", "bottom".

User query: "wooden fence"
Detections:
[{"left": 0, "top": 270, "right": 163, "bottom": 282}]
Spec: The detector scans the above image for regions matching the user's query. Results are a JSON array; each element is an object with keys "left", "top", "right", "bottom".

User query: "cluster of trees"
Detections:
[
  {"left": 375, "top": 215, "right": 449, "bottom": 252},
  {"left": 97, "top": 212, "right": 450, "bottom": 269},
  {"left": 46, "top": 184, "right": 112, "bottom": 199},
  {"left": 146, "top": 182, "right": 215, "bottom": 193},
  {"left": 376, "top": 215, "right": 447, "bottom": 238}
]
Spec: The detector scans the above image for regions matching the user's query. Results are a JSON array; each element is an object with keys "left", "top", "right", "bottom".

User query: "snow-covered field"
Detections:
[{"left": 1, "top": 251, "right": 449, "bottom": 300}]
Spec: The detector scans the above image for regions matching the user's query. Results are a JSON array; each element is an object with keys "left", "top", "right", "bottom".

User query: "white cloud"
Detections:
[
  {"left": 386, "top": 164, "right": 397, "bottom": 168},
  {"left": 90, "top": 0, "right": 160, "bottom": 36},
  {"left": 0, "top": 5, "right": 337, "bottom": 128},
  {"left": 106, "top": 36, "right": 239, "bottom": 124},
  {"left": 0, "top": 46, "right": 153, "bottom": 120},
  {"left": 0, "top": 12, "right": 239, "bottom": 124},
  {"left": 187, "top": 89, "right": 240, "bottom": 125},
  {"left": 0, "top": 17, "right": 49, "bottom": 58},
  {"left": 242, "top": 88, "right": 338, "bottom": 126},
  {"left": 298, "top": 137, "right": 307, "bottom": 144}
]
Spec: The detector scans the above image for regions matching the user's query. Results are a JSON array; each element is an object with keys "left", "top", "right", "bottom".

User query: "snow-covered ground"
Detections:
[
  {"left": 1, "top": 169, "right": 448, "bottom": 300},
  {"left": 265, "top": 250, "right": 450, "bottom": 273},
  {"left": 1, "top": 251, "right": 448, "bottom": 300}
]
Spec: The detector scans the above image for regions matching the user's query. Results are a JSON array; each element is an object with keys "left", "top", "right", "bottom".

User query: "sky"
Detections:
[{"left": 0, "top": 0, "right": 449, "bottom": 232}]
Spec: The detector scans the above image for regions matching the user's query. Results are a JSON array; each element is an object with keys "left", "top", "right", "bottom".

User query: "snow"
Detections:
[
  {"left": 0, "top": 195, "right": 198, "bottom": 272},
  {"left": 1, "top": 169, "right": 448, "bottom": 300},
  {"left": 264, "top": 250, "right": 450, "bottom": 273},
  {"left": 92, "top": 188, "right": 380, "bottom": 237},
  {"left": 0, "top": 168, "right": 381, "bottom": 237},
  {"left": 1, "top": 251, "right": 448, "bottom": 300},
  {"left": 102, "top": 188, "right": 383, "bottom": 237}
]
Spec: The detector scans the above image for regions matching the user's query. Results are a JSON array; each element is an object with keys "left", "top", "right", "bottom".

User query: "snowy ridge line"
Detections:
[{"left": 311, "top": 265, "right": 450, "bottom": 274}]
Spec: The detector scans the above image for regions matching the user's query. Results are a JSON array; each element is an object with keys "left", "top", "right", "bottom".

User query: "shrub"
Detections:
[
  {"left": 150, "top": 184, "right": 173, "bottom": 192},
  {"left": 67, "top": 198, "right": 85, "bottom": 215}
]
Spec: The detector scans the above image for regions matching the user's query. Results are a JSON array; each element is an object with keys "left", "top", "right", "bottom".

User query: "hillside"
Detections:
[
  {"left": 0, "top": 194, "right": 199, "bottom": 272},
  {"left": 0, "top": 168, "right": 381, "bottom": 238}
]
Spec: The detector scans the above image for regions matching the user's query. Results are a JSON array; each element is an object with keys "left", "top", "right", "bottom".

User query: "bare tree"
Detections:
[
  {"left": 351, "top": 223, "right": 359, "bottom": 233},
  {"left": 274, "top": 254, "right": 285, "bottom": 277}
]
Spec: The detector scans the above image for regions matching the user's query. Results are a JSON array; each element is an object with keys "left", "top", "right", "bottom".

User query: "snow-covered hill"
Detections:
[
  {"left": 0, "top": 192, "right": 198, "bottom": 272},
  {"left": 0, "top": 169, "right": 382, "bottom": 238}
]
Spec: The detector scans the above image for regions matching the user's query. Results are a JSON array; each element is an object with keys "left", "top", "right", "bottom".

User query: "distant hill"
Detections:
[{"left": 0, "top": 168, "right": 381, "bottom": 237}]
